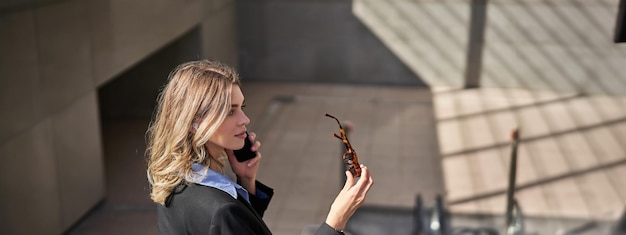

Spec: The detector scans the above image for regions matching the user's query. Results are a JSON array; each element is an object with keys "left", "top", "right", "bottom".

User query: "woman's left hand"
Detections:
[{"left": 226, "top": 132, "right": 262, "bottom": 193}]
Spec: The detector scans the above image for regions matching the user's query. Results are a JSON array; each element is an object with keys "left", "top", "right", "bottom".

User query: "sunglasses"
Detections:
[{"left": 326, "top": 113, "right": 362, "bottom": 177}]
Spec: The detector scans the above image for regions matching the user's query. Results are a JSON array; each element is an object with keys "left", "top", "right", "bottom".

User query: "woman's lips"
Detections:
[{"left": 235, "top": 131, "right": 247, "bottom": 139}]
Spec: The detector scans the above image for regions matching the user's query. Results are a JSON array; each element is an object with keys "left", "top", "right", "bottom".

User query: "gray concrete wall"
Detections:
[
  {"left": 0, "top": 0, "right": 237, "bottom": 234},
  {"left": 236, "top": 0, "right": 426, "bottom": 86},
  {"left": 98, "top": 27, "right": 203, "bottom": 120}
]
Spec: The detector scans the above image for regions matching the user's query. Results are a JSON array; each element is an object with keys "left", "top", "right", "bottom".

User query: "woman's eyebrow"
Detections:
[{"left": 231, "top": 99, "right": 246, "bottom": 107}]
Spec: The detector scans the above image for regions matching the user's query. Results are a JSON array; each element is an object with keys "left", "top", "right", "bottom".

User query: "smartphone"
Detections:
[{"left": 234, "top": 132, "right": 257, "bottom": 162}]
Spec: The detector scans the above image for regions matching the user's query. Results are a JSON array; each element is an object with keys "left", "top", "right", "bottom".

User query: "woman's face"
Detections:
[{"left": 207, "top": 85, "right": 250, "bottom": 156}]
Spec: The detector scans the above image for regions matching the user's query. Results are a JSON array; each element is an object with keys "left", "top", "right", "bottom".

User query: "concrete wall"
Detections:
[
  {"left": 98, "top": 27, "right": 203, "bottom": 120},
  {"left": 0, "top": 0, "right": 237, "bottom": 234},
  {"left": 236, "top": 0, "right": 426, "bottom": 86}
]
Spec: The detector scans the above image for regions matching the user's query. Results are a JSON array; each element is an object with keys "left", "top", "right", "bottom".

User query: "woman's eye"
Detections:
[{"left": 228, "top": 110, "right": 235, "bottom": 115}]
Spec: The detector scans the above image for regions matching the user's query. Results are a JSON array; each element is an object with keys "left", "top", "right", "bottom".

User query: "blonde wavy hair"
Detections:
[{"left": 146, "top": 60, "right": 240, "bottom": 205}]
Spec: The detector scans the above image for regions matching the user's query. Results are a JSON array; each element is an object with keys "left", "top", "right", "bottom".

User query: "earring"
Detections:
[{"left": 192, "top": 123, "right": 199, "bottom": 130}]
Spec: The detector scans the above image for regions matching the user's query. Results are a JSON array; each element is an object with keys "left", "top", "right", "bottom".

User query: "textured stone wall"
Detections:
[{"left": 0, "top": 0, "right": 237, "bottom": 234}]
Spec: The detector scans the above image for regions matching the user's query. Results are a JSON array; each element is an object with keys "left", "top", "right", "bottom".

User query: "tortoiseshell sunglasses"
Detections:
[{"left": 326, "top": 113, "right": 362, "bottom": 177}]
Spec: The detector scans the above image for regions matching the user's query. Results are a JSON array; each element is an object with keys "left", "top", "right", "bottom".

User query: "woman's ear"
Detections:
[
  {"left": 190, "top": 122, "right": 198, "bottom": 134},
  {"left": 190, "top": 117, "right": 202, "bottom": 133}
]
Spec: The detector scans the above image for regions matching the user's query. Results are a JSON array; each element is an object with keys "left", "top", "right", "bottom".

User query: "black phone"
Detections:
[{"left": 233, "top": 132, "right": 257, "bottom": 162}]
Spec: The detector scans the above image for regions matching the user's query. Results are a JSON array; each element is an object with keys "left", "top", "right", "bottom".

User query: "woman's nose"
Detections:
[{"left": 240, "top": 112, "right": 250, "bottom": 126}]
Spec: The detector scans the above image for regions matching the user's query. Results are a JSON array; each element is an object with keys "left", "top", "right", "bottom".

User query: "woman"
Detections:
[{"left": 146, "top": 60, "right": 373, "bottom": 234}]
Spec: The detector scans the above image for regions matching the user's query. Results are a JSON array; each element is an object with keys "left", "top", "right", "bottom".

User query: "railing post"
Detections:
[
  {"left": 414, "top": 195, "right": 425, "bottom": 235},
  {"left": 506, "top": 129, "right": 523, "bottom": 235}
]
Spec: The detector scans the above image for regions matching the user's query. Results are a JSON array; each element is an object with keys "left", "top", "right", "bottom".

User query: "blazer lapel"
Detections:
[{"left": 237, "top": 193, "right": 272, "bottom": 234}]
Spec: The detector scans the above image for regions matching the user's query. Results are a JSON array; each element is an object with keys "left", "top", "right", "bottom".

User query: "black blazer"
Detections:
[{"left": 157, "top": 181, "right": 343, "bottom": 235}]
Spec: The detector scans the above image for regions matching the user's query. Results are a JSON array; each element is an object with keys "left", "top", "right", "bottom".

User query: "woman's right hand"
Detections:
[{"left": 324, "top": 165, "right": 373, "bottom": 231}]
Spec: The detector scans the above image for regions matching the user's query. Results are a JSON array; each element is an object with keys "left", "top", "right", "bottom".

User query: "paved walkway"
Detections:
[
  {"left": 242, "top": 82, "right": 444, "bottom": 234},
  {"left": 339, "top": 85, "right": 626, "bottom": 235},
  {"left": 434, "top": 86, "right": 626, "bottom": 224}
]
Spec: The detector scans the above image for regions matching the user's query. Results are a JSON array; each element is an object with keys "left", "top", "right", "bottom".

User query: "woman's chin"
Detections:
[{"left": 232, "top": 143, "right": 245, "bottom": 151}]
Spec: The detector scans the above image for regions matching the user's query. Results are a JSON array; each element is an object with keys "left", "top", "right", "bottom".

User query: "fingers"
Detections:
[
  {"left": 358, "top": 166, "right": 373, "bottom": 195},
  {"left": 247, "top": 152, "right": 262, "bottom": 167},
  {"left": 342, "top": 165, "right": 373, "bottom": 191},
  {"left": 342, "top": 170, "right": 355, "bottom": 191},
  {"left": 251, "top": 141, "right": 261, "bottom": 152},
  {"left": 360, "top": 165, "right": 371, "bottom": 183},
  {"left": 350, "top": 165, "right": 373, "bottom": 198},
  {"left": 248, "top": 132, "right": 261, "bottom": 151},
  {"left": 354, "top": 165, "right": 368, "bottom": 185}
]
